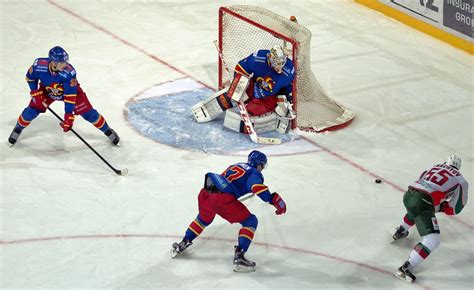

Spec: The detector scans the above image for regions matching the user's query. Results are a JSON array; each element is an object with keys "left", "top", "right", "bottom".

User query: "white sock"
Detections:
[{"left": 407, "top": 233, "right": 440, "bottom": 269}]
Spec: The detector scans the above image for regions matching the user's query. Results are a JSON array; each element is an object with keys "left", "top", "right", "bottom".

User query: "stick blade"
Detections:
[
  {"left": 118, "top": 168, "right": 128, "bottom": 176},
  {"left": 257, "top": 137, "right": 281, "bottom": 145}
]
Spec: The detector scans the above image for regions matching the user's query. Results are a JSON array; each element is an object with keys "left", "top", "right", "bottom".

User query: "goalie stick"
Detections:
[{"left": 213, "top": 40, "right": 281, "bottom": 145}]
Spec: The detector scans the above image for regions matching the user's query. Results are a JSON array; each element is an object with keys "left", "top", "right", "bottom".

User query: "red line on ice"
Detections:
[
  {"left": 46, "top": 0, "right": 473, "bottom": 231},
  {"left": 301, "top": 137, "right": 474, "bottom": 230},
  {"left": 0, "top": 233, "right": 432, "bottom": 290},
  {"left": 46, "top": 0, "right": 213, "bottom": 90}
]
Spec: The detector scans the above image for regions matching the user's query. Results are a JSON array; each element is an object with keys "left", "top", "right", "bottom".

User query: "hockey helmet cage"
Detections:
[
  {"left": 445, "top": 154, "right": 461, "bottom": 170},
  {"left": 269, "top": 45, "right": 286, "bottom": 73}
]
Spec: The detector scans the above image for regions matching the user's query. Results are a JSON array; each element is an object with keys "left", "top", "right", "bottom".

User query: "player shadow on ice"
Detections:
[
  {"left": 5, "top": 116, "right": 117, "bottom": 174},
  {"left": 126, "top": 88, "right": 294, "bottom": 154},
  {"left": 7, "top": 115, "right": 112, "bottom": 152},
  {"left": 116, "top": 245, "right": 396, "bottom": 289}
]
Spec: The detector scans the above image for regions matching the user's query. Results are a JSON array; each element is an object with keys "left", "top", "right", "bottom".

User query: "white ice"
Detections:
[{"left": 0, "top": 1, "right": 472, "bottom": 289}]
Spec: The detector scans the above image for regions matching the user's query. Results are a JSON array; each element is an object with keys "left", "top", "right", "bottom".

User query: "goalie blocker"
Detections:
[{"left": 192, "top": 73, "right": 295, "bottom": 134}]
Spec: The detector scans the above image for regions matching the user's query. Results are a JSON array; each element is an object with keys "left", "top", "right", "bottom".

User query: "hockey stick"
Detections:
[
  {"left": 47, "top": 107, "right": 128, "bottom": 176},
  {"left": 213, "top": 41, "right": 281, "bottom": 145},
  {"left": 238, "top": 193, "right": 255, "bottom": 202}
]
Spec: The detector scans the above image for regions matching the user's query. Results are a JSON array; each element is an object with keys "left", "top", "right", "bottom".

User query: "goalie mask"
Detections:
[
  {"left": 268, "top": 46, "right": 286, "bottom": 73},
  {"left": 445, "top": 154, "right": 461, "bottom": 170}
]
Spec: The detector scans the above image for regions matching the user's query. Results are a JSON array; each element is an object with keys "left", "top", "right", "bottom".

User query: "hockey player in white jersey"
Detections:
[{"left": 392, "top": 154, "right": 469, "bottom": 283}]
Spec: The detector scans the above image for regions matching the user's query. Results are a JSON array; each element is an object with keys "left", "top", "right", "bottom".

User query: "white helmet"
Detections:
[
  {"left": 445, "top": 154, "right": 461, "bottom": 170},
  {"left": 269, "top": 45, "right": 287, "bottom": 73}
]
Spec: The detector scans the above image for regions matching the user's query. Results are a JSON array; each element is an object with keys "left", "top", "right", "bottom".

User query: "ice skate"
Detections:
[
  {"left": 171, "top": 239, "right": 192, "bottom": 258},
  {"left": 394, "top": 261, "right": 416, "bottom": 283},
  {"left": 233, "top": 246, "right": 256, "bottom": 273},
  {"left": 8, "top": 127, "right": 23, "bottom": 146},
  {"left": 105, "top": 128, "right": 120, "bottom": 146},
  {"left": 392, "top": 226, "right": 409, "bottom": 241}
]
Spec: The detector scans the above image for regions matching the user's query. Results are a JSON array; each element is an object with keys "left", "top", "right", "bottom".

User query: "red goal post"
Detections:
[{"left": 218, "top": 5, "right": 355, "bottom": 132}]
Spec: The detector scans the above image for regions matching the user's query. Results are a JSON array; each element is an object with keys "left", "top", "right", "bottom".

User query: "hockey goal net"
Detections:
[{"left": 218, "top": 5, "right": 355, "bottom": 132}]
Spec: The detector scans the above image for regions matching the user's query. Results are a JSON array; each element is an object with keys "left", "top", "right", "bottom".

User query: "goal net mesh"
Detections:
[{"left": 219, "top": 5, "right": 354, "bottom": 132}]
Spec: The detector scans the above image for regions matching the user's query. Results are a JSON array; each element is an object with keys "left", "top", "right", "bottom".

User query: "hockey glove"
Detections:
[
  {"left": 60, "top": 113, "right": 75, "bottom": 132},
  {"left": 271, "top": 192, "right": 286, "bottom": 215},
  {"left": 275, "top": 96, "right": 296, "bottom": 120},
  {"left": 439, "top": 201, "right": 454, "bottom": 215},
  {"left": 30, "top": 89, "right": 47, "bottom": 112}
]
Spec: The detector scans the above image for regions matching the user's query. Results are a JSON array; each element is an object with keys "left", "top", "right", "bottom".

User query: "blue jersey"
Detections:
[
  {"left": 26, "top": 58, "right": 79, "bottom": 114},
  {"left": 235, "top": 49, "right": 295, "bottom": 100},
  {"left": 206, "top": 162, "right": 273, "bottom": 202}
]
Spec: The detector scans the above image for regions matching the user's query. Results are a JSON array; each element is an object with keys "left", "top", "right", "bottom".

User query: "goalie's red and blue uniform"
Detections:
[
  {"left": 182, "top": 162, "right": 274, "bottom": 252},
  {"left": 234, "top": 49, "right": 295, "bottom": 116},
  {"left": 15, "top": 57, "right": 110, "bottom": 133}
]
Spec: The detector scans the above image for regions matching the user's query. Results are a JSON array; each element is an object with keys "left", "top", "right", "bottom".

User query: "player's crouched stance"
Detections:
[
  {"left": 392, "top": 154, "right": 469, "bottom": 283},
  {"left": 8, "top": 46, "right": 120, "bottom": 146},
  {"left": 192, "top": 45, "right": 296, "bottom": 134},
  {"left": 171, "top": 150, "right": 287, "bottom": 273}
]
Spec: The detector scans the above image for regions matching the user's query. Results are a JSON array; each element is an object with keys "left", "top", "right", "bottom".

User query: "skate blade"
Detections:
[
  {"left": 390, "top": 236, "right": 402, "bottom": 244},
  {"left": 388, "top": 229, "right": 406, "bottom": 244},
  {"left": 393, "top": 271, "right": 414, "bottom": 283},
  {"left": 171, "top": 242, "right": 182, "bottom": 259},
  {"left": 171, "top": 248, "right": 179, "bottom": 259},
  {"left": 233, "top": 264, "right": 256, "bottom": 273}
]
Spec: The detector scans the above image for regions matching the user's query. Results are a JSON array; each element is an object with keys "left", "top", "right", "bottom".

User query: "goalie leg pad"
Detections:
[
  {"left": 223, "top": 109, "right": 243, "bottom": 132},
  {"left": 276, "top": 115, "right": 291, "bottom": 134},
  {"left": 223, "top": 109, "right": 276, "bottom": 133},
  {"left": 192, "top": 88, "right": 233, "bottom": 123},
  {"left": 275, "top": 95, "right": 294, "bottom": 133},
  {"left": 253, "top": 113, "right": 277, "bottom": 133}
]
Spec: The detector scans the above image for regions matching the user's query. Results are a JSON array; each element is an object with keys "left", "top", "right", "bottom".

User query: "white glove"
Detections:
[{"left": 275, "top": 95, "right": 296, "bottom": 120}]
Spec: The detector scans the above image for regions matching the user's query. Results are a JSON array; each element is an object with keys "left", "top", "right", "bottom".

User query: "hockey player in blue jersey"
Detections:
[
  {"left": 8, "top": 46, "right": 120, "bottom": 146},
  {"left": 234, "top": 46, "right": 295, "bottom": 116},
  {"left": 171, "top": 150, "right": 287, "bottom": 272},
  {"left": 192, "top": 45, "right": 296, "bottom": 134}
]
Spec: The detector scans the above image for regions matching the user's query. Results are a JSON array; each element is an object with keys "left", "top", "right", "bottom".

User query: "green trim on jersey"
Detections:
[{"left": 454, "top": 187, "right": 465, "bottom": 214}]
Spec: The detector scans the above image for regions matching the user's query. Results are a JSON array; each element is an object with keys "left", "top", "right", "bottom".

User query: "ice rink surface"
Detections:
[{"left": 0, "top": 0, "right": 472, "bottom": 289}]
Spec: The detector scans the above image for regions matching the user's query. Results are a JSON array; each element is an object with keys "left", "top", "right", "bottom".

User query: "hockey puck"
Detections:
[{"left": 375, "top": 179, "right": 382, "bottom": 184}]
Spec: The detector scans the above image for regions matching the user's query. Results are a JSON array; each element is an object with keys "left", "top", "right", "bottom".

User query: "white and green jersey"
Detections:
[{"left": 410, "top": 164, "right": 469, "bottom": 215}]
